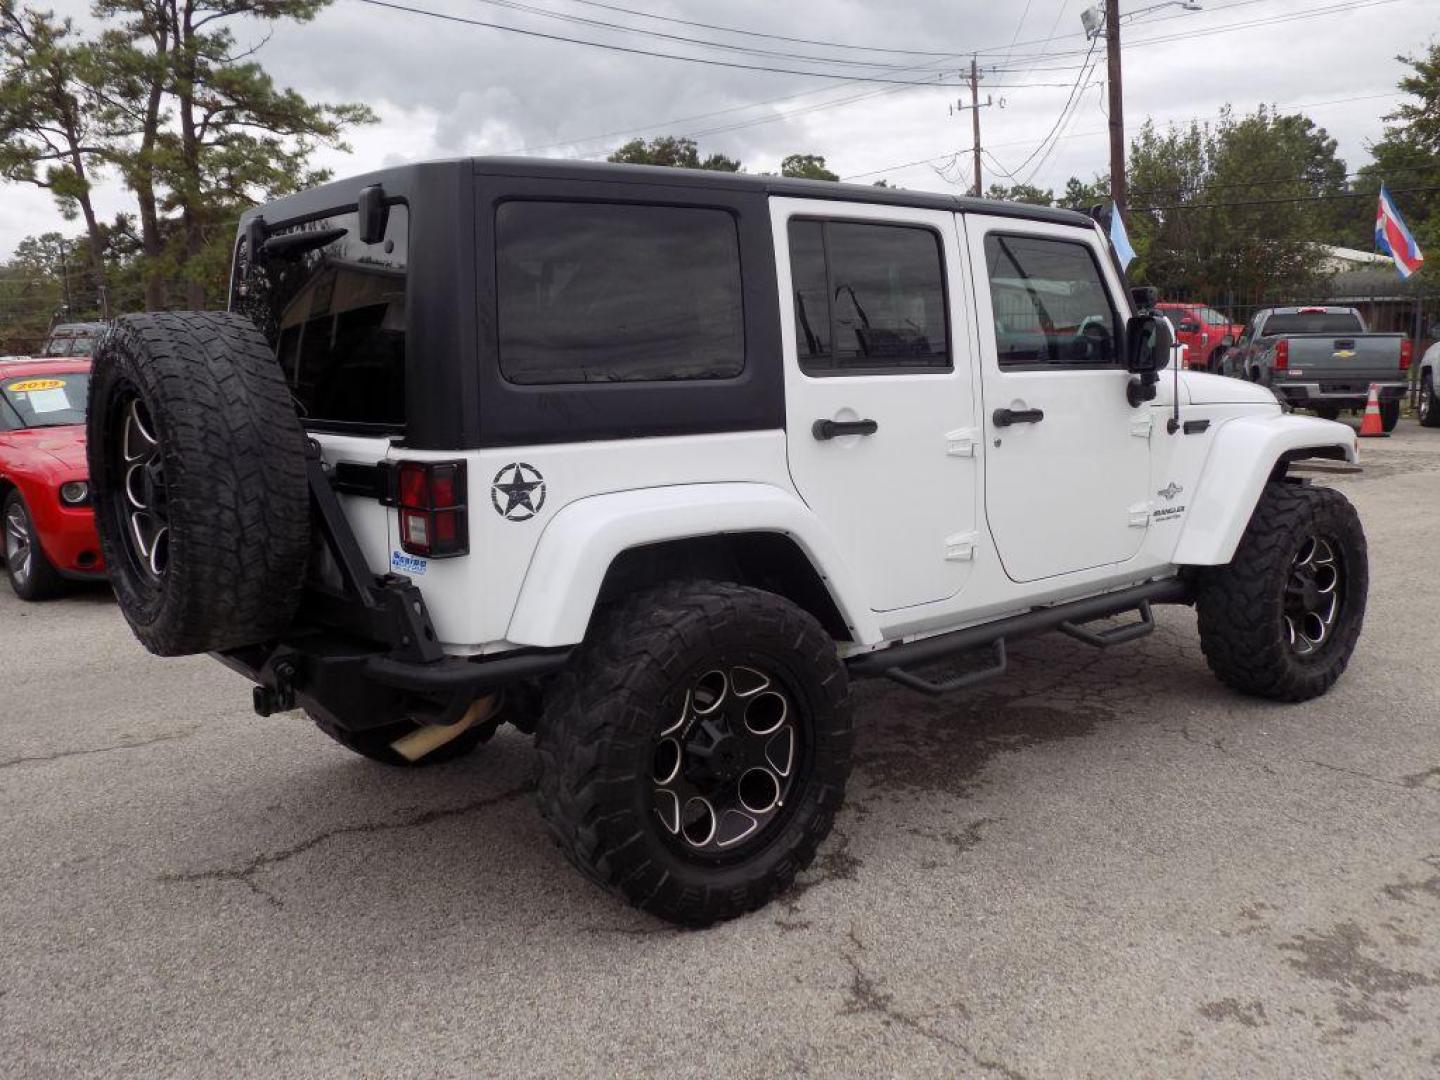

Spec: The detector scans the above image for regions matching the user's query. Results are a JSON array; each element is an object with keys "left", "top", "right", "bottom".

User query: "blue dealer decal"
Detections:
[{"left": 391, "top": 550, "right": 428, "bottom": 576}]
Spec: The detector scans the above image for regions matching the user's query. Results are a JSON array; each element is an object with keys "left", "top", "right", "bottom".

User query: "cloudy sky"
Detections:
[{"left": 2, "top": 0, "right": 1435, "bottom": 259}]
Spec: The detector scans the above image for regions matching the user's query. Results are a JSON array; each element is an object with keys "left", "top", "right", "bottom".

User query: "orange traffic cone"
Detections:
[{"left": 1358, "top": 383, "right": 1389, "bottom": 438}]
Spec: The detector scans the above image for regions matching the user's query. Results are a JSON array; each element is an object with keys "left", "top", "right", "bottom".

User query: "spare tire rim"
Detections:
[
  {"left": 649, "top": 663, "right": 806, "bottom": 860},
  {"left": 113, "top": 394, "right": 170, "bottom": 579},
  {"left": 1284, "top": 535, "right": 1343, "bottom": 657},
  {"left": 4, "top": 502, "right": 31, "bottom": 586}
]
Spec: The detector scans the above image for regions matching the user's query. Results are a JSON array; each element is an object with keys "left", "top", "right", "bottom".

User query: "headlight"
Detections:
[{"left": 59, "top": 481, "right": 89, "bottom": 506}]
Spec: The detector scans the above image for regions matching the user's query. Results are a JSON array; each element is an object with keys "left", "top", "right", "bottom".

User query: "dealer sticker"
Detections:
[
  {"left": 391, "top": 550, "right": 428, "bottom": 576},
  {"left": 7, "top": 378, "right": 65, "bottom": 392}
]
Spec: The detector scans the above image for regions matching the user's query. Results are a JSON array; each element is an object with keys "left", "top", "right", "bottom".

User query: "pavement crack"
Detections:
[
  {"left": 160, "top": 782, "right": 535, "bottom": 909},
  {"left": 838, "top": 929, "right": 1027, "bottom": 1080},
  {"left": 1307, "top": 759, "right": 1430, "bottom": 793},
  {"left": 0, "top": 726, "right": 202, "bottom": 770}
]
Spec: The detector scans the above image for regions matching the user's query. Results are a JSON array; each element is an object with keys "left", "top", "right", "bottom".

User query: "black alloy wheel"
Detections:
[
  {"left": 109, "top": 390, "right": 170, "bottom": 582},
  {"left": 650, "top": 663, "right": 805, "bottom": 857},
  {"left": 1283, "top": 534, "right": 1344, "bottom": 658}
]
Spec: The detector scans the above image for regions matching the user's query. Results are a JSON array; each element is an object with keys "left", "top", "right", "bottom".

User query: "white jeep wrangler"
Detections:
[{"left": 88, "top": 159, "right": 1367, "bottom": 926}]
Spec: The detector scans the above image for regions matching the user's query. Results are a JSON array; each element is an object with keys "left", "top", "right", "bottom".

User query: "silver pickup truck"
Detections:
[{"left": 1223, "top": 306, "right": 1411, "bottom": 431}]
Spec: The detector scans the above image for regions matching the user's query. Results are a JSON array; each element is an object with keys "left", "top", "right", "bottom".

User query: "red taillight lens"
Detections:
[
  {"left": 1274, "top": 339, "right": 1289, "bottom": 371},
  {"left": 393, "top": 460, "right": 468, "bottom": 558},
  {"left": 1401, "top": 339, "right": 1413, "bottom": 371}
]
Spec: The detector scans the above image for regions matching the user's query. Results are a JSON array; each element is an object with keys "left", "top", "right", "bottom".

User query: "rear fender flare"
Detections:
[
  {"left": 1171, "top": 413, "right": 1358, "bottom": 566},
  {"left": 505, "top": 483, "right": 880, "bottom": 648}
]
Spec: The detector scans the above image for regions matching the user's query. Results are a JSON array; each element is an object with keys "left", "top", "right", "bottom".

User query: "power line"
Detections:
[
  {"left": 842, "top": 90, "right": 1404, "bottom": 183},
  {"left": 1131, "top": 161, "right": 1439, "bottom": 197},
  {"left": 464, "top": 0, "right": 958, "bottom": 70},
  {"left": 350, "top": 0, "right": 971, "bottom": 84},
  {"left": 1132, "top": 183, "right": 1440, "bottom": 212}
]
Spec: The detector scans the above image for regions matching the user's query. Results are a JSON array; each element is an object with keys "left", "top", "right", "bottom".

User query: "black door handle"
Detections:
[
  {"left": 812, "top": 418, "right": 879, "bottom": 440},
  {"left": 992, "top": 407, "right": 1045, "bottom": 427}
]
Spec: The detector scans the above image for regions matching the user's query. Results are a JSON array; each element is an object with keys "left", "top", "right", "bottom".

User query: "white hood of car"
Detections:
[{"left": 1179, "top": 371, "right": 1280, "bottom": 407}]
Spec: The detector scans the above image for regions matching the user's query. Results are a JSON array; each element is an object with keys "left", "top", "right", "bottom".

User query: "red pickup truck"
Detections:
[{"left": 1156, "top": 302, "right": 1245, "bottom": 373}]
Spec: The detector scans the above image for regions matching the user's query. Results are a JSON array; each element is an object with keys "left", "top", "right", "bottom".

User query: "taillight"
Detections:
[
  {"left": 1274, "top": 339, "right": 1289, "bottom": 371},
  {"left": 1401, "top": 339, "right": 1413, "bottom": 371},
  {"left": 394, "top": 460, "right": 468, "bottom": 558}
]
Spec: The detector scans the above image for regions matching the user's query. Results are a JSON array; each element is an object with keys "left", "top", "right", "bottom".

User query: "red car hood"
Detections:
[{"left": 4, "top": 424, "right": 88, "bottom": 470}]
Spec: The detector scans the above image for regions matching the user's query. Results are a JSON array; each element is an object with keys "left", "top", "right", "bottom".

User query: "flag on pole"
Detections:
[
  {"left": 1109, "top": 202, "right": 1136, "bottom": 270},
  {"left": 1375, "top": 184, "right": 1424, "bottom": 279}
]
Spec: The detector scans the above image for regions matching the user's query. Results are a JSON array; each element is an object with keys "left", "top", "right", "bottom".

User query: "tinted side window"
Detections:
[
  {"left": 233, "top": 205, "right": 409, "bottom": 430},
  {"left": 788, "top": 219, "right": 949, "bottom": 375},
  {"left": 496, "top": 201, "right": 745, "bottom": 385},
  {"left": 985, "top": 234, "right": 1121, "bottom": 368}
]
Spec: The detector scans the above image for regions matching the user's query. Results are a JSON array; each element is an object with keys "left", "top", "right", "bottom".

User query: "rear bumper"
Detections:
[
  {"left": 217, "top": 635, "right": 571, "bottom": 729},
  {"left": 1273, "top": 381, "right": 1406, "bottom": 408}
]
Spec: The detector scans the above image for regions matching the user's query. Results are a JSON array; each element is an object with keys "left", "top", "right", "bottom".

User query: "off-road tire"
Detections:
[
  {"left": 1313, "top": 405, "right": 1341, "bottom": 422},
  {"left": 309, "top": 710, "right": 499, "bottom": 767},
  {"left": 88, "top": 313, "right": 309, "bottom": 655},
  {"left": 1380, "top": 399, "right": 1400, "bottom": 432},
  {"left": 1421, "top": 373, "right": 1440, "bottom": 428},
  {"left": 536, "top": 581, "right": 852, "bottom": 926},
  {"left": 1195, "top": 482, "right": 1367, "bottom": 702},
  {"left": 2, "top": 491, "right": 66, "bottom": 601}
]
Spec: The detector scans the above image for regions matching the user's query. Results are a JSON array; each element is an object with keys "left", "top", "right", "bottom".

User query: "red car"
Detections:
[
  {"left": 0, "top": 358, "right": 106, "bottom": 599},
  {"left": 1156, "top": 302, "right": 1245, "bottom": 373}
]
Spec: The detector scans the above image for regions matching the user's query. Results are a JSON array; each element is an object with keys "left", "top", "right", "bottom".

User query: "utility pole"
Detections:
[
  {"left": 1105, "top": 0, "right": 1126, "bottom": 212},
  {"left": 970, "top": 56, "right": 983, "bottom": 196}
]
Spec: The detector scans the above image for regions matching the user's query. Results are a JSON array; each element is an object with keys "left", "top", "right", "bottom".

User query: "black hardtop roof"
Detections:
[{"left": 243, "top": 156, "right": 1095, "bottom": 230}]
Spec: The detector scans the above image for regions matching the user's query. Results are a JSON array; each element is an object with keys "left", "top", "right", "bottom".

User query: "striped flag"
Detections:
[{"left": 1375, "top": 184, "right": 1424, "bottom": 279}]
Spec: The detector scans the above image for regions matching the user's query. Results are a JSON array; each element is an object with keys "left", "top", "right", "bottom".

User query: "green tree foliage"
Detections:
[
  {"left": 0, "top": 3, "right": 121, "bottom": 309},
  {"left": 1126, "top": 106, "right": 1345, "bottom": 299},
  {"left": 93, "top": 0, "right": 375, "bottom": 307},
  {"left": 984, "top": 182, "right": 1054, "bottom": 206},
  {"left": 608, "top": 135, "right": 741, "bottom": 172},
  {"left": 1336, "top": 44, "right": 1440, "bottom": 260},
  {"left": 780, "top": 153, "right": 838, "bottom": 181}
]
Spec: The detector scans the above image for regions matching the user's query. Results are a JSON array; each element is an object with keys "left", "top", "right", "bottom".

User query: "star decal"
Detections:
[{"left": 491, "top": 463, "right": 546, "bottom": 521}]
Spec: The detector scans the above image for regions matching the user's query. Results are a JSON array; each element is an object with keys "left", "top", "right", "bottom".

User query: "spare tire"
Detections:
[{"left": 88, "top": 312, "right": 310, "bottom": 656}]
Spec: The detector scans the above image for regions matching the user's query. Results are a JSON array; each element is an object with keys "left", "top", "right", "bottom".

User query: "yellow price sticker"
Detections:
[{"left": 7, "top": 378, "right": 65, "bottom": 392}]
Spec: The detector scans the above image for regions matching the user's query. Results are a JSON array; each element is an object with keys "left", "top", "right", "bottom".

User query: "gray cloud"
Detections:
[{"left": 2, "top": 0, "right": 1434, "bottom": 259}]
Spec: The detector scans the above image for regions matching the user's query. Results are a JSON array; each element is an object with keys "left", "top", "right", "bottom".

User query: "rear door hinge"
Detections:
[
  {"left": 1128, "top": 502, "right": 1152, "bottom": 528},
  {"left": 1131, "top": 413, "right": 1154, "bottom": 439},
  {"left": 944, "top": 531, "right": 979, "bottom": 561},
  {"left": 945, "top": 427, "right": 980, "bottom": 457}
]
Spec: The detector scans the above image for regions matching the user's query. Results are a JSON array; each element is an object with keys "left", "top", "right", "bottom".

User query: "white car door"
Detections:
[
  {"left": 773, "top": 198, "right": 980, "bottom": 613},
  {"left": 963, "top": 215, "right": 1151, "bottom": 583}
]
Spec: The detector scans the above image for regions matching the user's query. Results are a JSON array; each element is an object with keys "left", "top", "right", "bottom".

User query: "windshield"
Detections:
[
  {"left": 0, "top": 373, "right": 90, "bottom": 428},
  {"left": 1262, "top": 312, "right": 1363, "bottom": 336},
  {"left": 1196, "top": 307, "right": 1232, "bottom": 326},
  {"left": 42, "top": 330, "right": 98, "bottom": 357}
]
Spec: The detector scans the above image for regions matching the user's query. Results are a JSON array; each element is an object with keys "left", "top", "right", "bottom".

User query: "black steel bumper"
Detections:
[{"left": 1273, "top": 381, "right": 1406, "bottom": 408}]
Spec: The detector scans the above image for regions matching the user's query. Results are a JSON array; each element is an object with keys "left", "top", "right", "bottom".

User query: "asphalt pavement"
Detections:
[{"left": 2, "top": 423, "right": 1438, "bottom": 1079}]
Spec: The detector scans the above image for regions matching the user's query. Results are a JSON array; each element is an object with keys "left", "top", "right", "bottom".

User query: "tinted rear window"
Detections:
[
  {"left": 1261, "top": 312, "right": 1363, "bottom": 336},
  {"left": 233, "top": 205, "right": 408, "bottom": 430},
  {"left": 495, "top": 201, "right": 745, "bottom": 384}
]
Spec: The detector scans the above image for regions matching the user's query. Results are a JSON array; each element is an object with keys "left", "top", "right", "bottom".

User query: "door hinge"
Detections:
[
  {"left": 1130, "top": 413, "right": 1154, "bottom": 439},
  {"left": 944, "top": 531, "right": 979, "bottom": 561},
  {"left": 945, "top": 427, "right": 980, "bottom": 457},
  {"left": 1128, "top": 502, "right": 1152, "bottom": 528}
]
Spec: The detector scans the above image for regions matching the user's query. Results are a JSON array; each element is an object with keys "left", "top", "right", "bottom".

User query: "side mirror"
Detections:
[
  {"left": 1125, "top": 313, "right": 1172, "bottom": 407},
  {"left": 1130, "top": 286, "right": 1160, "bottom": 312},
  {"left": 1126, "top": 313, "right": 1172, "bottom": 374},
  {"left": 358, "top": 184, "right": 390, "bottom": 245}
]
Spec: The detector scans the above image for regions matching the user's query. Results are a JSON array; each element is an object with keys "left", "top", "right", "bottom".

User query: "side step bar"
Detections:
[{"left": 846, "top": 578, "right": 1192, "bottom": 696}]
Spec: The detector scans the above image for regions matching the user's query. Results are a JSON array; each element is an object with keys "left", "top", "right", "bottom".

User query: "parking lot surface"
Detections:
[{"left": 3, "top": 424, "right": 1438, "bottom": 1079}]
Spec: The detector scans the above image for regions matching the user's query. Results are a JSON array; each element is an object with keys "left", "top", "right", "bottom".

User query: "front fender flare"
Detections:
[
  {"left": 1171, "top": 413, "right": 1358, "bottom": 566},
  {"left": 505, "top": 482, "right": 880, "bottom": 648}
]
